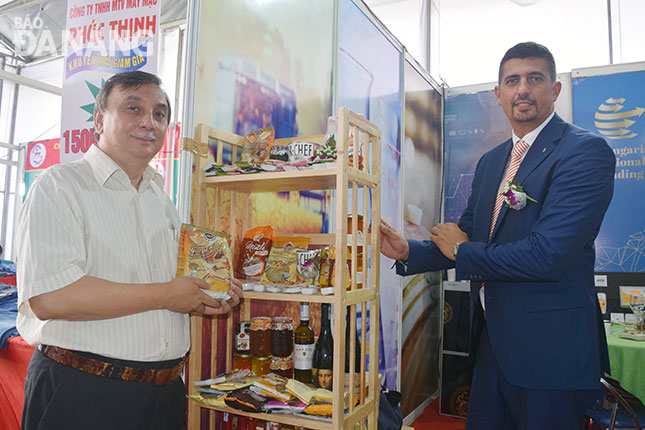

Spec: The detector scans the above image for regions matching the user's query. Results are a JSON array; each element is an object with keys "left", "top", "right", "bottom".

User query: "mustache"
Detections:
[
  {"left": 130, "top": 132, "right": 158, "bottom": 140},
  {"left": 513, "top": 96, "right": 536, "bottom": 106}
]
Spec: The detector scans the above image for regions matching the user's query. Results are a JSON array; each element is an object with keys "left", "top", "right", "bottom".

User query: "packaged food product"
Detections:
[
  {"left": 260, "top": 237, "right": 309, "bottom": 285},
  {"left": 347, "top": 127, "right": 365, "bottom": 169},
  {"left": 176, "top": 224, "right": 232, "bottom": 299},
  {"left": 223, "top": 387, "right": 269, "bottom": 413},
  {"left": 235, "top": 226, "right": 274, "bottom": 280},
  {"left": 249, "top": 317, "right": 272, "bottom": 357},
  {"left": 269, "top": 145, "right": 289, "bottom": 162},
  {"left": 288, "top": 141, "right": 320, "bottom": 161},
  {"left": 240, "top": 126, "right": 275, "bottom": 164},
  {"left": 296, "top": 249, "right": 321, "bottom": 286}
]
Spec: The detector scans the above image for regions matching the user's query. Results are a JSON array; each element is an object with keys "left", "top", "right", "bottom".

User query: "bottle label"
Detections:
[
  {"left": 313, "top": 367, "right": 333, "bottom": 389},
  {"left": 294, "top": 344, "right": 314, "bottom": 369},
  {"left": 347, "top": 231, "right": 364, "bottom": 246},
  {"left": 236, "top": 333, "right": 249, "bottom": 352},
  {"left": 300, "top": 303, "right": 310, "bottom": 320}
]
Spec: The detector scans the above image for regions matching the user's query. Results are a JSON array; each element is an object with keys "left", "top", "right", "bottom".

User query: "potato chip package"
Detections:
[
  {"left": 236, "top": 226, "right": 274, "bottom": 281},
  {"left": 296, "top": 249, "right": 321, "bottom": 286},
  {"left": 240, "top": 126, "right": 275, "bottom": 164},
  {"left": 260, "top": 237, "right": 309, "bottom": 285},
  {"left": 177, "top": 224, "right": 232, "bottom": 299}
]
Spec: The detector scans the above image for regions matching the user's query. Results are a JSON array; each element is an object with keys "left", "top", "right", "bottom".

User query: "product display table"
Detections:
[{"left": 606, "top": 325, "right": 645, "bottom": 403}]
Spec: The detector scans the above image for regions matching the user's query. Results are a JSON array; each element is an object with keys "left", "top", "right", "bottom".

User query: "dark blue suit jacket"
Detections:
[{"left": 400, "top": 114, "right": 615, "bottom": 390}]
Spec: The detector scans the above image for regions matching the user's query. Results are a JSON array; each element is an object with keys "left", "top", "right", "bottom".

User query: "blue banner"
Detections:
[{"left": 572, "top": 70, "right": 645, "bottom": 272}]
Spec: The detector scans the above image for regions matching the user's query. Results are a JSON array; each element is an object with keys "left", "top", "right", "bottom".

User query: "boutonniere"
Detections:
[{"left": 502, "top": 179, "right": 537, "bottom": 211}]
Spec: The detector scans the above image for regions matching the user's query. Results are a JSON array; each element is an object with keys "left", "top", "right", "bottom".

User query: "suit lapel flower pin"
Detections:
[{"left": 502, "top": 179, "right": 537, "bottom": 210}]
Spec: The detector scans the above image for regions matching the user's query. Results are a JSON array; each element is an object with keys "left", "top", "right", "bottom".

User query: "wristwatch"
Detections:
[{"left": 453, "top": 242, "right": 462, "bottom": 258}]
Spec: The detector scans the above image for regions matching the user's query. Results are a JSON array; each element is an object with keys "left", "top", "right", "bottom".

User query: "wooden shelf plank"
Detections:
[
  {"left": 190, "top": 401, "right": 333, "bottom": 430},
  {"left": 241, "top": 291, "right": 336, "bottom": 303},
  {"left": 203, "top": 169, "right": 338, "bottom": 193}
]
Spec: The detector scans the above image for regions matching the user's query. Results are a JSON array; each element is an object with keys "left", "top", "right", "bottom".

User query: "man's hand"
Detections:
[
  {"left": 379, "top": 220, "right": 410, "bottom": 261},
  {"left": 202, "top": 278, "right": 243, "bottom": 316},
  {"left": 164, "top": 276, "right": 223, "bottom": 315},
  {"left": 430, "top": 223, "right": 469, "bottom": 261}
]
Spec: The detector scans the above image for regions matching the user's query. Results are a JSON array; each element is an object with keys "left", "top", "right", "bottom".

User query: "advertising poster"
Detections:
[
  {"left": 337, "top": 0, "right": 402, "bottom": 389},
  {"left": 443, "top": 90, "right": 512, "bottom": 224},
  {"left": 400, "top": 59, "right": 443, "bottom": 414},
  {"left": 572, "top": 69, "right": 645, "bottom": 272},
  {"left": 61, "top": 0, "right": 160, "bottom": 163},
  {"left": 24, "top": 138, "right": 60, "bottom": 196}
]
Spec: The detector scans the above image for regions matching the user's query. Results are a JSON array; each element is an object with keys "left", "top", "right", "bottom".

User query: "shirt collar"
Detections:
[
  {"left": 84, "top": 145, "right": 163, "bottom": 189},
  {"left": 512, "top": 111, "right": 555, "bottom": 147}
]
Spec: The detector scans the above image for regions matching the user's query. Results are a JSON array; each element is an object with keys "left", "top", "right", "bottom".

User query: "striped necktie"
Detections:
[{"left": 489, "top": 139, "right": 530, "bottom": 240}]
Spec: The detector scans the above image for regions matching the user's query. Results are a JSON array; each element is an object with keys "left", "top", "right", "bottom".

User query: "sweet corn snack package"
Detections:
[
  {"left": 260, "top": 237, "right": 309, "bottom": 285},
  {"left": 177, "top": 224, "right": 233, "bottom": 299}
]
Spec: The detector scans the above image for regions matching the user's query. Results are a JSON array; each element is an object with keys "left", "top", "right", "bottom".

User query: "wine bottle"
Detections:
[
  {"left": 294, "top": 302, "right": 315, "bottom": 383},
  {"left": 344, "top": 306, "right": 361, "bottom": 397},
  {"left": 312, "top": 303, "right": 334, "bottom": 389}
]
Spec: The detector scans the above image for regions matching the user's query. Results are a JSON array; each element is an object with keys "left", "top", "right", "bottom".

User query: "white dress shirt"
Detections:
[{"left": 17, "top": 145, "right": 188, "bottom": 361}]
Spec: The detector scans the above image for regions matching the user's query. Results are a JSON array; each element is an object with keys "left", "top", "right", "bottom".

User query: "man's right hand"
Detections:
[
  {"left": 164, "top": 276, "right": 224, "bottom": 315},
  {"left": 379, "top": 220, "right": 410, "bottom": 261}
]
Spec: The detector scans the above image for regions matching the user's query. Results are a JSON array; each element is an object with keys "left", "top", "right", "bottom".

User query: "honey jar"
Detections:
[
  {"left": 251, "top": 356, "right": 272, "bottom": 376},
  {"left": 249, "top": 317, "right": 272, "bottom": 357}
]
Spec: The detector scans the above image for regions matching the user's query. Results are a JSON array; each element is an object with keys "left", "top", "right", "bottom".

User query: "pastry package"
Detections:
[
  {"left": 235, "top": 226, "right": 274, "bottom": 281},
  {"left": 224, "top": 387, "right": 269, "bottom": 413},
  {"left": 260, "top": 237, "right": 309, "bottom": 285},
  {"left": 240, "top": 126, "right": 275, "bottom": 164},
  {"left": 176, "top": 224, "right": 233, "bottom": 299}
]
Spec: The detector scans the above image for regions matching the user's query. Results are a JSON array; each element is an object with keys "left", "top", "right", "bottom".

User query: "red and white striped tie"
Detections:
[{"left": 489, "top": 139, "right": 530, "bottom": 240}]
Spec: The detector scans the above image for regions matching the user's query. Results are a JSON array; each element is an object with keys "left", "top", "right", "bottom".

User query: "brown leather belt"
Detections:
[{"left": 39, "top": 345, "right": 184, "bottom": 387}]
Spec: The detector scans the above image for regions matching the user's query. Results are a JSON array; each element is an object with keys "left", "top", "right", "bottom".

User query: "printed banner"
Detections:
[
  {"left": 24, "top": 138, "right": 61, "bottom": 196},
  {"left": 572, "top": 69, "right": 645, "bottom": 272},
  {"left": 61, "top": 0, "right": 160, "bottom": 163}
]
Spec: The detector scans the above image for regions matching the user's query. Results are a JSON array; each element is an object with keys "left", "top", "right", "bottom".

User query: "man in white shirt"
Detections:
[
  {"left": 17, "top": 71, "right": 242, "bottom": 430},
  {"left": 380, "top": 42, "right": 614, "bottom": 429}
]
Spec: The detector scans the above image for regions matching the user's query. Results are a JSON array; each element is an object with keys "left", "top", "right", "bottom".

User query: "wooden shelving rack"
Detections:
[{"left": 185, "top": 107, "right": 381, "bottom": 429}]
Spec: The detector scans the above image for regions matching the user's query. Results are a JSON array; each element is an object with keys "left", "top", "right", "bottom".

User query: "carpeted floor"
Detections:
[{"left": 411, "top": 398, "right": 467, "bottom": 430}]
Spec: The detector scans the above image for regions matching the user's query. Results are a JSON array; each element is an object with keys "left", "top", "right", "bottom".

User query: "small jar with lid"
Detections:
[
  {"left": 271, "top": 317, "right": 294, "bottom": 357},
  {"left": 233, "top": 352, "right": 252, "bottom": 370},
  {"left": 270, "top": 354, "right": 294, "bottom": 379},
  {"left": 251, "top": 356, "right": 272, "bottom": 376},
  {"left": 249, "top": 317, "right": 272, "bottom": 357}
]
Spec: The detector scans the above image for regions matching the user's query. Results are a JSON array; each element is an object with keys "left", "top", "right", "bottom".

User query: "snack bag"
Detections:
[
  {"left": 296, "top": 249, "right": 322, "bottom": 286},
  {"left": 236, "top": 226, "right": 274, "bottom": 281},
  {"left": 288, "top": 141, "right": 320, "bottom": 162},
  {"left": 348, "top": 127, "right": 365, "bottom": 169},
  {"left": 176, "top": 224, "right": 233, "bottom": 299},
  {"left": 260, "top": 237, "right": 309, "bottom": 285},
  {"left": 240, "top": 126, "right": 275, "bottom": 164}
]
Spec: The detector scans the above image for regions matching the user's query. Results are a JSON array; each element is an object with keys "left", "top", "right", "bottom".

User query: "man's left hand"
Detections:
[{"left": 430, "top": 223, "right": 469, "bottom": 261}]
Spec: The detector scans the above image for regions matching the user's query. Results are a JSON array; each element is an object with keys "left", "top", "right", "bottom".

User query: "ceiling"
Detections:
[{"left": 0, "top": 0, "right": 187, "bottom": 65}]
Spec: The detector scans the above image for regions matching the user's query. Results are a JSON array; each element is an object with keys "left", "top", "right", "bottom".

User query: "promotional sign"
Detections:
[
  {"left": 24, "top": 138, "right": 60, "bottom": 195},
  {"left": 572, "top": 69, "right": 645, "bottom": 272},
  {"left": 61, "top": 0, "right": 160, "bottom": 163}
]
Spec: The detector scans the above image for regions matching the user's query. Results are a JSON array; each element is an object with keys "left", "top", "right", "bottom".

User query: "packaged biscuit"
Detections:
[
  {"left": 236, "top": 225, "right": 274, "bottom": 281},
  {"left": 240, "top": 126, "right": 275, "bottom": 164},
  {"left": 260, "top": 237, "right": 309, "bottom": 285},
  {"left": 176, "top": 224, "right": 233, "bottom": 299}
]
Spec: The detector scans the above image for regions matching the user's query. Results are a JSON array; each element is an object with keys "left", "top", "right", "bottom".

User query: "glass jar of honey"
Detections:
[
  {"left": 233, "top": 353, "right": 252, "bottom": 370},
  {"left": 271, "top": 317, "right": 294, "bottom": 357},
  {"left": 251, "top": 356, "right": 272, "bottom": 376},
  {"left": 270, "top": 354, "right": 294, "bottom": 379},
  {"left": 249, "top": 317, "right": 272, "bottom": 358}
]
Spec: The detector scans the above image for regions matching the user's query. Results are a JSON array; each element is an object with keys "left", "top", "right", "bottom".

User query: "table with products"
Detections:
[{"left": 606, "top": 324, "right": 645, "bottom": 404}]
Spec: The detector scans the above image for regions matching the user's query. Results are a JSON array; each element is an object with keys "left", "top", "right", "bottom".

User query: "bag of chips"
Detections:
[
  {"left": 240, "top": 126, "right": 275, "bottom": 164},
  {"left": 236, "top": 226, "right": 274, "bottom": 281},
  {"left": 260, "top": 237, "right": 309, "bottom": 285},
  {"left": 176, "top": 224, "right": 233, "bottom": 299},
  {"left": 296, "top": 249, "right": 322, "bottom": 286}
]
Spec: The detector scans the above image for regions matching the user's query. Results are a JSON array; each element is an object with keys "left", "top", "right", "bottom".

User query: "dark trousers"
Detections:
[
  {"left": 22, "top": 348, "right": 186, "bottom": 430},
  {"left": 466, "top": 322, "right": 596, "bottom": 430}
]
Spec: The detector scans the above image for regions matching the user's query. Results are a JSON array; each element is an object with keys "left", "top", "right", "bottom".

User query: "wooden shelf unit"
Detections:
[{"left": 185, "top": 107, "right": 381, "bottom": 430}]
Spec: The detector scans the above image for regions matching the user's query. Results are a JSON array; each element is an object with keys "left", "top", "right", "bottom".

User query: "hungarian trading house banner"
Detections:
[
  {"left": 61, "top": 0, "right": 160, "bottom": 163},
  {"left": 572, "top": 69, "right": 645, "bottom": 272}
]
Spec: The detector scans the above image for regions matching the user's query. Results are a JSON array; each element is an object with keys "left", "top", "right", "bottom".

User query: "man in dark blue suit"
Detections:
[{"left": 380, "top": 42, "right": 615, "bottom": 429}]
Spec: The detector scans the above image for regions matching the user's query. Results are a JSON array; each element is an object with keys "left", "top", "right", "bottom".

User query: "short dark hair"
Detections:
[
  {"left": 95, "top": 71, "right": 172, "bottom": 124},
  {"left": 498, "top": 42, "right": 556, "bottom": 84}
]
